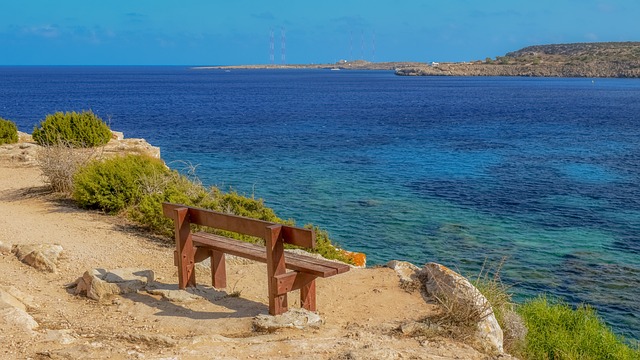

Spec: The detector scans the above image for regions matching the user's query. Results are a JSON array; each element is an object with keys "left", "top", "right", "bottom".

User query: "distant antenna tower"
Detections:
[
  {"left": 350, "top": 30, "right": 353, "bottom": 61},
  {"left": 360, "top": 30, "right": 365, "bottom": 60},
  {"left": 281, "top": 27, "right": 286, "bottom": 64},
  {"left": 372, "top": 31, "right": 376, "bottom": 62},
  {"left": 269, "top": 28, "right": 275, "bottom": 64}
]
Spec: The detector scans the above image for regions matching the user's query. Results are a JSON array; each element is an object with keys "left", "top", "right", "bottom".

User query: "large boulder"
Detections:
[
  {"left": 420, "top": 262, "right": 504, "bottom": 353},
  {"left": 73, "top": 268, "right": 154, "bottom": 301},
  {"left": 12, "top": 244, "right": 64, "bottom": 273}
]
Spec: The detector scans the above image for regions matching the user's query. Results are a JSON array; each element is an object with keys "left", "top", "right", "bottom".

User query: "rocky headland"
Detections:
[
  {"left": 396, "top": 42, "right": 640, "bottom": 78},
  {"left": 204, "top": 42, "right": 640, "bottom": 78}
]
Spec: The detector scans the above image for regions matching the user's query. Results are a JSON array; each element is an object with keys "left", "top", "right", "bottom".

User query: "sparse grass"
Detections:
[
  {"left": 414, "top": 264, "right": 496, "bottom": 349},
  {"left": 519, "top": 296, "right": 640, "bottom": 360},
  {"left": 471, "top": 258, "right": 526, "bottom": 356}
]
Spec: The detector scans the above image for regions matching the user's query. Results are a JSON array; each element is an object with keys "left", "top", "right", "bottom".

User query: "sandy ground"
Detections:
[{"left": 0, "top": 152, "right": 498, "bottom": 360}]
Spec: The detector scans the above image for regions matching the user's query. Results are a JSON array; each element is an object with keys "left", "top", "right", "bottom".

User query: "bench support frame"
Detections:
[{"left": 164, "top": 203, "right": 343, "bottom": 316}]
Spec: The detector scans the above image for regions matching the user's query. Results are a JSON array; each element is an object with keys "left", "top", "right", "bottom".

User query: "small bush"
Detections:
[
  {"left": 33, "top": 110, "right": 112, "bottom": 148},
  {"left": 37, "top": 143, "right": 94, "bottom": 194},
  {"left": 0, "top": 117, "right": 19, "bottom": 145},
  {"left": 519, "top": 296, "right": 640, "bottom": 360},
  {"left": 128, "top": 171, "right": 214, "bottom": 236},
  {"left": 73, "top": 154, "right": 169, "bottom": 213}
]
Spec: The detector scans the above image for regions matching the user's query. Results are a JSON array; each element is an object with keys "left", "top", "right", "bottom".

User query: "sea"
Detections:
[{"left": 1, "top": 66, "right": 639, "bottom": 340}]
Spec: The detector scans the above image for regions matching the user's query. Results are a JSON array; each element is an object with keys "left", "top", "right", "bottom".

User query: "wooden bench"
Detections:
[{"left": 162, "top": 203, "right": 350, "bottom": 315}]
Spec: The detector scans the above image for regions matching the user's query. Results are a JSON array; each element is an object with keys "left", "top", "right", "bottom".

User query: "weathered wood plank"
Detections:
[
  {"left": 192, "top": 233, "right": 341, "bottom": 278},
  {"left": 162, "top": 203, "right": 315, "bottom": 248}
]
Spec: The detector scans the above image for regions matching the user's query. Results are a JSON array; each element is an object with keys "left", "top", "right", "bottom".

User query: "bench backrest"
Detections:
[{"left": 162, "top": 203, "right": 316, "bottom": 248}]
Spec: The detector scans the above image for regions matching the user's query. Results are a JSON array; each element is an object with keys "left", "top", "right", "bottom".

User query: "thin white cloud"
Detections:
[
  {"left": 22, "top": 24, "right": 60, "bottom": 38},
  {"left": 585, "top": 32, "right": 599, "bottom": 41}
]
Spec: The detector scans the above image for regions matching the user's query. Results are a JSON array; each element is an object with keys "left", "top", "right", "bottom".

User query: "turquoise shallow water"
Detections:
[{"left": 1, "top": 67, "right": 639, "bottom": 339}]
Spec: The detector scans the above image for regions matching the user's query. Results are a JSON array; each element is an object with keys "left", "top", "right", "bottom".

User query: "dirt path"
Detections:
[{"left": 0, "top": 158, "right": 495, "bottom": 360}]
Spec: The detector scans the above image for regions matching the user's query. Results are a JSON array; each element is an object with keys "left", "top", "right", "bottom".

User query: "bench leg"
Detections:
[
  {"left": 174, "top": 208, "right": 196, "bottom": 289},
  {"left": 211, "top": 250, "right": 227, "bottom": 289},
  {"left": 300, "top": 278, "right": 317, "bottom": 312},
  {"left": 266, "top": 225, "right": 288, "bottom": 315}
]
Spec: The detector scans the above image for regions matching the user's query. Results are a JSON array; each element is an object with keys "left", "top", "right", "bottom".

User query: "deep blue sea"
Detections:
[{"left": 1, "top": 66, "right": 639, "bottom": 340}]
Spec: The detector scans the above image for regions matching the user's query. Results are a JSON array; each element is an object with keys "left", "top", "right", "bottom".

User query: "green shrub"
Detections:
[
  {"left": 73, "top": 153, "right": 354, "bottom": 264},
  {"left": 0, "top": 117, "right": 19, "bottom": 145},
  {"left": 305, "top": 225, "right": 353, "bottom": 264},
  {"left": 128, "top": 172, "right": 214, "bottom": 236},
  {"left": 33, "top": 110, "right": 112, "bottom": 147},
  {"left": 519, "top": 296, "right": 640, "bottom": 360},
  {"left": 73, "top": 154, "right": 169, "bottom": 213}
]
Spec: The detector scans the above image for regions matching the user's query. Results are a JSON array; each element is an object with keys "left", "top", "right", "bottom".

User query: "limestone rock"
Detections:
[
  {"left": 110, "top": 131, "right": 124, "bottom": 140},
  {"left": 0, "top": 302, "right": 38, "bottom": 333},
  {"left": 146, "top": 284, "right": 223, "bottom": 303},
  {"left": 12, "top": 243, "right": 64, "bottom": 273},
  {"left": 386, "top": 260, "right": 421, "bottom": 292},
  {"left": 122, "top": 333, "right": 177, "bottom": 347},
  {"left": 420, "top": 262, "right": 504, "bottom": 353},
  {"left": 0, "top": 286, "right": 37, "bottom": 311},
  {"left": 0, "top": 240, "right": 11, "bottom": 254},
  {"left": 399, "top": 320, "right": 443, "bottom": 335},
  {"left": 17, "top": 131, "right": 32, "bottom": 142},
  {"left": 103, "top": 138, "right": 161, "bottom": 159},
  {"left": 74, "top": 268, "right": 154, "bottom": 300},
  {"left": 253, "top": 308, "right": 323, "bottom": 332},
  {"left": 41, "top": 329, "right": 78, "bottom": 345}
]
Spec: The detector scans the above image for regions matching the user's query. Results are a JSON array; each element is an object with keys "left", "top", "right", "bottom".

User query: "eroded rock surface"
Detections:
[
  {"left": 253, "top": 308, "right": 324, "bottom": 331},
  {"left": 12, "top": 243, "right": 63, "bottom": 273},
  {"left": 73, "top": 268, "right": 154, "bottom": 301}
]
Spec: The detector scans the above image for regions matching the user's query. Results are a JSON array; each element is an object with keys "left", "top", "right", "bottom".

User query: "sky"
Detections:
[{"left": 0, "top": 0, "right": 638, "bottom": 65}]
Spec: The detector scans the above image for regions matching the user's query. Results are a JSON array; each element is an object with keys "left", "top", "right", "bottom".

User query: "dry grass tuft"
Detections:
[{"left": 36, "top": 143, "right": 95, "bottom": 195}]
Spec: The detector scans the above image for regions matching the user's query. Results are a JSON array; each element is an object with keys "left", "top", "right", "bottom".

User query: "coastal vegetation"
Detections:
[
  {"left": 29, "top": 123, "right": 356, "bottom": 265},
  {"left": 0, "top": 117, "right": 19, "bottom": 145},
  {"left": 32, "top": 110, "right": 112, "bottom": 147},
  {"left": 518, "top": 296, "right": 640, "bottom": 360},
  {"left": 22, "top": 112, "right": 639, "bottom": 357},
  {"left": 468, "top": 266, "right": 639, "bottom": 359}
]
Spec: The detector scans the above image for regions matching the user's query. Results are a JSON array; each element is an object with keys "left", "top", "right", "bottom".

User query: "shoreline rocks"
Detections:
[{"left": 0, "top": 130, "right": 160, "bottom": 166}]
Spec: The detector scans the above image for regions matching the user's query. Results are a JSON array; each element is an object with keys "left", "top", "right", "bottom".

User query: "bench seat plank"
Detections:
[{"left": 192, "top": 232, "right": 350, "bottom": 278}]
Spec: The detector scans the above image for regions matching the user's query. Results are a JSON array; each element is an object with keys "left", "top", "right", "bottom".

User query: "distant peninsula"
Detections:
[{"left": 199, "top": 42, "right": 640, "bottom": 78}]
